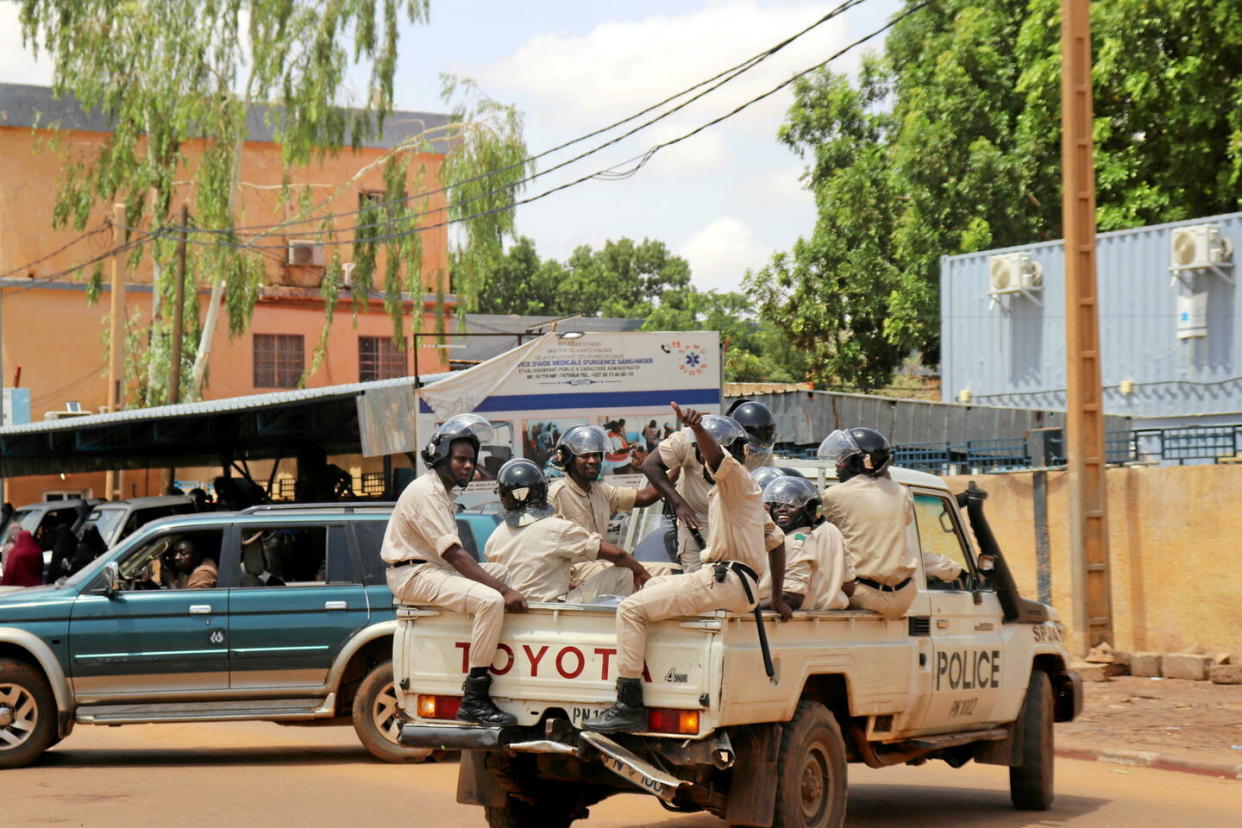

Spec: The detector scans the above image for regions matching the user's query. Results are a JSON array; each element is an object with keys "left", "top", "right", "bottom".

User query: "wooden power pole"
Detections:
[
  {"left": 104, "top": 204, "right": 127, "bottom": 501},
  {"left": 163, "top": 203, "right": 189, "bottom": 491},
  {"left": 1061, "top": 0, "right": 1113, "bottom": 651}
]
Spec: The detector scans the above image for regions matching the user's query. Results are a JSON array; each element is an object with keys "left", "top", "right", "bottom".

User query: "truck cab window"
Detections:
[{"left": 912, "top": 493, "right": 972, "bottom": 589}]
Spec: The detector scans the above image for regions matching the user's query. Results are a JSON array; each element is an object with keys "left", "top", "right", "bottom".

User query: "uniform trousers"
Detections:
[
  {"left": 675, "top": 514, "right": 709, "bottom": 573},
  {"left": 847, "top": 580, "right": 915, "bottom": 618},
  {"left": 615, "top": 565, "right": 754, "bottom": 678},
  {"left": 387, "top": 562, "right": 511, "bottom": 669},
  {"left": 563, "top": 560, "right": 681, "bottom": 604}
]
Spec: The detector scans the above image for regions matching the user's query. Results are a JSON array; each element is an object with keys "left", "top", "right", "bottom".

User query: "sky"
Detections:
[{"left": 0, "top": 0, "right": 903, "bottom": 294}]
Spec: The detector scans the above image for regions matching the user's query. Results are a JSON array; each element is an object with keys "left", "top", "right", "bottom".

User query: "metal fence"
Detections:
[{"left": 886, "top": 425, "right": 1242, "bottom": 474}]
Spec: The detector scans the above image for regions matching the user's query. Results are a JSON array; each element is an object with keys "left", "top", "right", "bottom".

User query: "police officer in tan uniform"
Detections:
[
  {"left": 641, "top": 400, "right": 779, "bottom": 572},
  {"left": 586, "top": 404, "right": 793, "bottom": 734},
  {"left": 486, "top": 458, "right": 652, "bottom": 603},
  {"left": 818, "top": 427, "right": 918, "bottom": 618},
  {"left": 382, "top": 414, "right": 527, "bottom": 726},
  {"left": 758, "top": 475, "right": 855, "bottom": 611},
  {"left": 547, "top": 425, "right": 662, "bottom": 538}
]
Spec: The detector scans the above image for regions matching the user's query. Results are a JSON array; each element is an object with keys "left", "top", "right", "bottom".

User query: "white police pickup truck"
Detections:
[{"left": 393, "top": 470, "right": 1082, "bottom": 828}]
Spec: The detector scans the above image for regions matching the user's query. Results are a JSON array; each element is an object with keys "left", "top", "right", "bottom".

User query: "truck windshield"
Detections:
[{"left": 86, "top": 508, "right": 126, "bottom": 545}]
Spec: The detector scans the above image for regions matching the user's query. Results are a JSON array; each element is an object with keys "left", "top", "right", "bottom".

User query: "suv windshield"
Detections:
[{"left": 86, "top": 508, "right": 126, "bottom": 545}]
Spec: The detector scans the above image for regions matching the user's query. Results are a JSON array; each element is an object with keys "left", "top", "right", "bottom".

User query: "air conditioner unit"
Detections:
[
  {"left": 1171, "top": 224, "right": 1232, "bottom": 268},
  {"left": 287, "top": 240, "right": 325, "bottom": 267},
  {"left": 988, "top": 253, "right": 1043, "bottom": 292}
]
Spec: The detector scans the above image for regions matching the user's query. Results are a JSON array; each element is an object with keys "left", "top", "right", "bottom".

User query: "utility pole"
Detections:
[
  {"left": 164, "top": 203, "right": 189, "bottom": 490},
  {"left": 104, "top": 203, "right": 127, "bottom": 501},
  {"left": 1061, "top": 0, "right": 1113, "bottom": 652}
]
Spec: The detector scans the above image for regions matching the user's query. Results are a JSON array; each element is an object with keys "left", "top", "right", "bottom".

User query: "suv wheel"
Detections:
[
  {"left": 1010, "top": 669, "right": 1055, "bottom": 810},
  {"left": 0, "top": 658, "right": 57, "bottom": 769},
  {"left": 352, "top": 661, "right": 432, "bottom": 764}
]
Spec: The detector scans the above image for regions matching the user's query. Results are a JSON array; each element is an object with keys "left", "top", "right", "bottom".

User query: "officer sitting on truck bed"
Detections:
[
  {"left": 818, "top": 427, "right": 919, "bottom": 618},
  {"left": 381, "top": 414, "right": 526, "bottom": 727},
  {"left": 757, "top": 475, "right": 855, "bottom": 611},
  {"left": 585, "top": 404, "right": 793, "bottom": 734},
  {"left": 640, "top": 400, "right": 779, "bottom": 572},
  {"left": 485, "top": 458, "right": 654, "bottom": 603}
]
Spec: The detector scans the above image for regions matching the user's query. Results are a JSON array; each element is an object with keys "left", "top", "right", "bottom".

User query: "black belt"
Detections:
[
  {"left": 388, "top": 559, "right": 427, "bottom": 569},
  {"left": 855, "top": 576, "right": 911, "bottom": 593},
  {"left": 712, "top": 561, "right": 773, "bottom": 679}
]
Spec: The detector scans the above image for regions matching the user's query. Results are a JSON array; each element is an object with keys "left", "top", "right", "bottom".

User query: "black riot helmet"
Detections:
[
  {"left": 762, "top": 475, "right": 821, "bottom": 529},
  {"left": 496, "top": 458, "right": 554, "bottom": 528},
  {"left": 421, "top": 414, "right": 493, "bottom": 469},
  {"left": 817, "top": 427, "right": 893, "bottom": 482},
  {"left": 552, "top": 424, "right": 610, "bottom": 472},
  {"left": 777, "top": 466, "right": 805, "bottom": 478},
  {"left": 727, "top": 400, "right": 778, "bottom": 459}
]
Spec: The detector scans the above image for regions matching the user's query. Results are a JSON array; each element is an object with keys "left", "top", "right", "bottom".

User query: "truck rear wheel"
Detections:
[
  {"left": 484, "top": 794, "right": 580, "bottom": 828},
  {"left": 772, "top": 700, "right": 847, "bottom": 828},
  {"left": 0, "top": 658, "right": 57, "bottom": 770},
  {"left": 351, "top": 661, "right": 432, "bottom": 764},
  {"left": 1010, "top": 669, "right": 1054, "bottom": 810}
]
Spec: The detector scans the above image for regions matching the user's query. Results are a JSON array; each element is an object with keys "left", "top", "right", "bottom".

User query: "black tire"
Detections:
[
  {"left": 351, "top": 661, "right": 432, "bottom": 764},
  {"left": 0, "top": 658, "right": 57, "bottom": 770},
  {"left": 772, "top": 700, "right": 848, "bottom": 828},
  {"left": 1010, "top": 670, "right": 1054, "bottom": 810},
  {"left": 484, "top": 796, "right": 576, "bottom": 828}
]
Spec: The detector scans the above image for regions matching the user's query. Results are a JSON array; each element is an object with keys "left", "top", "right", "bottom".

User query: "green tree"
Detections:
[
  {"left": 750, "top": 0, "right": 1242, "bottom": 389},
  {"left": 20, "top": 1, "right": 528, "bottom": 403}
]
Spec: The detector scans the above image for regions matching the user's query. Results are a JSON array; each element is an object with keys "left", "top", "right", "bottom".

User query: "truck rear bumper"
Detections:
[{"left": 400, "top": 723, "right": 507, "bottom": 750}]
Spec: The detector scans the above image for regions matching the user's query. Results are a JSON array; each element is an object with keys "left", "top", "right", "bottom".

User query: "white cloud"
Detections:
[
  {"left": 679, "top": 216, "right": 769, "bottom": 293},
  {"left": 757, "top": 162, "right": 810, "bottom": 203},
  {"left": 0, "top": 4, "right": 53, "bottom": 86},
  {"left": 481, "top": 1, "right": 852, "bottom": 134}
]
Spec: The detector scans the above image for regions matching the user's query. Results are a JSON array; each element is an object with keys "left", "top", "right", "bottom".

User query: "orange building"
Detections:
[{"left": 0, "top": 83, "right": 456, "bottom": 505}]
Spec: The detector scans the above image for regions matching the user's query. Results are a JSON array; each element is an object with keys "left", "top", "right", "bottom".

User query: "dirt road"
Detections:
[{"left": 6, "top": 720, "right": 1241, "bottom": 826}]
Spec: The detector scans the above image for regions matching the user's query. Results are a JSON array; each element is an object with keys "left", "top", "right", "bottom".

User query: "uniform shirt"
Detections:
[
  {"left": 699, "top": 453, "right": 780, "bottom": 574},
  {"left": 822, "top": 473, "right": 917, "bottom": 586},
  {"left": 658, "top": 428, "right": 775, "bottom": 522},
  {"left": 380, "top": 471, "right": 463, "bottom": 569},
  {"left": 548, "top": 476, "right": 638, "bottom": 537},
  {"left": 776, "top": 523, "right": 854, "bottom": 610},
  {"left": 923, "top": 552, "right": 963, "bottom": 583},
  {"left": 484, "top": 515, "right": 602, "bottom": 602}
]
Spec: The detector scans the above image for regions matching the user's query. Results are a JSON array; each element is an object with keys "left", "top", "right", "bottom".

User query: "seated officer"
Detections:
[
  {"left": 586, "top": 404, "right": 792, "bottom": 734},
  {"left": 818, "top": 427, "right": 918, "bottom": 618},
  {"left": 548, "top": 425, "right": 662, "bottom": 537},
  {"left": 758, "top": 475, "right": 855, "bottom": 611},
  {"left": 485, "top": 459, "right": 652, "bottom": 603}
]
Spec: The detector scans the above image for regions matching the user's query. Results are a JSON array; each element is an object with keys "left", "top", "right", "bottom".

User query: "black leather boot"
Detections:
[
  {"left": 456, "top": 673, "right": 517, "bottom": 726},
  {"left": 583, "top": 677, "right": 645, "bottom": 733}
]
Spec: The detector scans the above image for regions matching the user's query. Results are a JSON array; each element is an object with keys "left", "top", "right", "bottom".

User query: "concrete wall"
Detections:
[{"left": 944, "top": 464, "right": 1242, "bottom": 657}]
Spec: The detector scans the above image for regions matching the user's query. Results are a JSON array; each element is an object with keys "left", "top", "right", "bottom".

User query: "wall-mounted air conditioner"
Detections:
[
  {"left": 287, "top": 240, "right": 325, "bottom": 267},
  {"left": 987, "top": 253, "right": 1043, "bottom": 310},
  {"left": 1169, "top": 223, "right": 1233, "bottom": 287}
]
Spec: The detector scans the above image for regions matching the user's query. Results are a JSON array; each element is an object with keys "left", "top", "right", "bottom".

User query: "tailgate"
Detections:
[{"left": 395, "top": 603, "right": 720, "bottom": 731}]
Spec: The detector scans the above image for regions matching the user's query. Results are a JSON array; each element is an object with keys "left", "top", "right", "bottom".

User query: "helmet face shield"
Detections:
[
  {"left": 816, "top": 429, "right": 861, "bottom": 465},
  {"left": 435, "top": 413, "right": 494, "bottom": 446},
  {"left": 558, "top": 425, "right": 610, "bottom": 457},
  {"left": 687, "top": 415, "right": 748, "bottom": 452},
  {"left": 496, "top": 458, "right": 553, "bottom": 527},
  {"left": 762, "top": 475, "right": 819, "bottom": 508},
  {"left": 751, "top": 466, "right": 782, "bottom": 490}
]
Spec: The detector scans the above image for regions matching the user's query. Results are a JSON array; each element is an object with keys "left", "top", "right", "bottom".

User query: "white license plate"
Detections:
[{"left": 570, "top": 706, "right": 607, "bottom": 726}]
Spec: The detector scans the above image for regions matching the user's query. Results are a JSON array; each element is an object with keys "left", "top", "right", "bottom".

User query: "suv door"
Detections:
[
  {"left": 910, "top": 490, "right": 1006, "bottom": 731},
  {"left": 68, "top": 527, "right": 229, "bottom": 697},
  {"left": 226, "top": 522, "right": 369, "bottom": 690}
]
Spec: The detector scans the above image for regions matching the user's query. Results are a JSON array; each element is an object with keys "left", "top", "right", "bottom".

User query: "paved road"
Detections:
[{"left": 7, "top": 721, "right": 1241, "bottom": 826}]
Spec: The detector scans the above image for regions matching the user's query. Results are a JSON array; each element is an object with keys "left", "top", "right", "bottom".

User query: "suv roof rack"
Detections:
[{"left": 240, "top": 502, "right": 396, "bottom": 514}]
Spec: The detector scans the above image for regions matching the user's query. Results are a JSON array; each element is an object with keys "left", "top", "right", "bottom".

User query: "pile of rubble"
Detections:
[{"left": 1071, "top": 642, "right": 1238, "bottom": 683}]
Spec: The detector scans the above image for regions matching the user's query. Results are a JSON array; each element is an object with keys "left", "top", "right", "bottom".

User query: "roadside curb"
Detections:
[{"left": 1057, "top": 745, "right": 1242, "bottom": 780}]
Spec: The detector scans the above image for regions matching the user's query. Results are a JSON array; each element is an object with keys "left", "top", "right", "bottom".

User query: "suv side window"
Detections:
[
  {"left": 354, "top": 520, "right": 388, "bottom": 585},
  {"left": 912, "top": 493, "right": 972, "bottom": 589},
  {"left": 116, "top": 529, "right": 225, "bottom": 590},
  {"left": 236, "top": 525, "right": 354, "bottom": 587}
]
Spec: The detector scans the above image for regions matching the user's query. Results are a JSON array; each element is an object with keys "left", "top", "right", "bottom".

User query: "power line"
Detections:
[
  {"left": 0, "top": 232, "right": 155, "bottom": 297},
  {"left": 159, "top": 0, "right": 925, "bottom": 253},
  {"left": 194, "top": 0, "right": 873, "bottom": 238},
  {"left": 0, "top": 224, "right": 110, "bottom": 281}
]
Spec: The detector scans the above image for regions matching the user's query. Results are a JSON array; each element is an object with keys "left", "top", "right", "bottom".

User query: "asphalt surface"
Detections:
[{"left": 7, "top": 720, "right": 1241, "bottom": 826}]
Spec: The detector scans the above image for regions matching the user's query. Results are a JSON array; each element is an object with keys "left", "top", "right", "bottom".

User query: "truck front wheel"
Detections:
[
  {"left": 0, "top": 658, "right": 57, "bottom": 770},
  {"left": 772, "top": 700, "right": 848, "bottom": 828},
  {"left": 1010, "top": 669, "right": 1054, "bottom": 810},
  {"left": 351, "top": 661, "right": 432, "bottom": 764}
]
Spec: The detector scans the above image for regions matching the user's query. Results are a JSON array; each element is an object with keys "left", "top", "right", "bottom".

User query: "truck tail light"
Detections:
[
  {"left": 646, "top": 708, "right": 700, "bottom": 735},
  {"left": 417, "top": 694, "right": 462, "bottom": 720}
]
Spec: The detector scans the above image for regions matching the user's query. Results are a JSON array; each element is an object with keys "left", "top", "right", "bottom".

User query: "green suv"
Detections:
[{"left": 0, "top": 503, "right": 500, "bottom": 768}]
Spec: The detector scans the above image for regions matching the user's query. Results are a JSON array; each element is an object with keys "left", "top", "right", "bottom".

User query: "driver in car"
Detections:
[{"left": 172, "top": 539, "right": 218, "bottom": 589}]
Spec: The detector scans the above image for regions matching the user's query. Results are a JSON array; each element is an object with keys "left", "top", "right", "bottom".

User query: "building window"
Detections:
[
  {"left": 359, "top": 336, "right": 408, "bottom": 381},
  {"left": 253, "top": 334, "right": 304, "bottom": 388}
]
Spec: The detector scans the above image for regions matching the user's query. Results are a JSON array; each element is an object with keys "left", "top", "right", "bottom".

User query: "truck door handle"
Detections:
[
  {"left": 188, "top": 605, "right": 213, "bottom": 615},
  {"left": 324, "top": 601, "right": 348, "bottom": 610}
]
